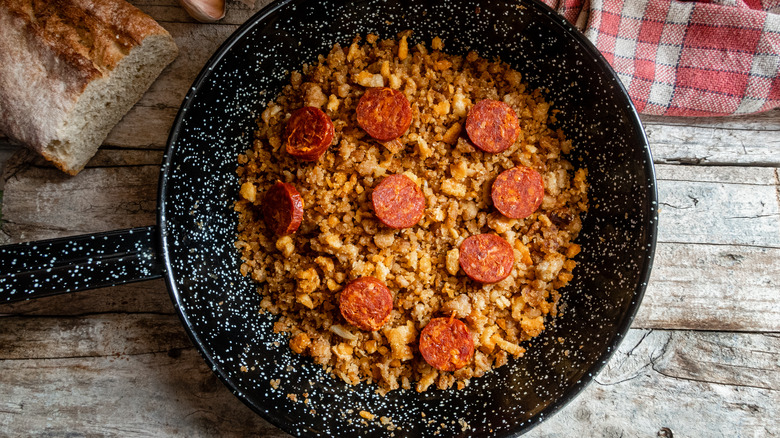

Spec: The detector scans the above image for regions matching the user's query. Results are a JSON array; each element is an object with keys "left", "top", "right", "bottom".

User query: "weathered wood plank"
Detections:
[
  {"left": 103, "top": 101, "right": 780, "bottom": 166},
  {"left": 0, "top": 280, "right": 172, "bottom": 316},
  {"left": 635, "top": 242, "right": 780, "bottom": 331},
  {"left": 0, "top": 1, "right": 776, "bottom": 436},
  {"left": 0, "top": 349, "right": 284, "bottom": 437},
  {"left": 641, "top": 109, "right": 780, "bottom": 133},
  {"left": 656, "top": 164, "right": 779, "bottom": 248},
  {"left": 642, "top": 110, "right": 780, "bottom": 167},
  {"left": 105, "top": 105, "right": 180, "bottom": 149},
  {"left": 0, "top": 328, "right": 775, "bottom": 437},
  {"left": 638, "top": 164, "right": 780, "bottom": 331},
  {"left": 0, "top": 313, "right": 190, "bottom": 360},
  {"left": 5, "top": 159, "right": 778, "bottom": 248},
  {"left": 1, "top": 151, "right": 158, "bottom": 243},
  {"left": 527, "top": 329, "right": 780, "bottom": 438}
]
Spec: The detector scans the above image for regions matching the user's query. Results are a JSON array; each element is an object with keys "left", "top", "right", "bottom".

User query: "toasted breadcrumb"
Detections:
[{"left": 235, "top": 33, "right": 588, "bottom": 393}]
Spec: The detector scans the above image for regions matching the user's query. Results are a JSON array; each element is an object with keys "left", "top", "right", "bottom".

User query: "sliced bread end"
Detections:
[{"left": 43, "top": 34, "right": 178, "bottom": 175}]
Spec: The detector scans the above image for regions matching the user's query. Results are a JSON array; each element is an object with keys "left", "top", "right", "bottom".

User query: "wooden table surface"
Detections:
[{"left": 1, "top": 1, "right": 778, "bottom": 436}]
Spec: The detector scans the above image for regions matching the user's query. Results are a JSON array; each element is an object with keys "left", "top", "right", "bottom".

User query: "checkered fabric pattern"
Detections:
[{"left": 542, "top": 0, "right": 780, "bottom": 116}]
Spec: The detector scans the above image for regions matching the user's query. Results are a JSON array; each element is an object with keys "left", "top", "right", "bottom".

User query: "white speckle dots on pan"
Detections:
[
  {"left": 156, "top": 0, "right": 657, "bottom": 437},
  {"left": 0, "top": 228, "right": 163, "bottom": 300}
]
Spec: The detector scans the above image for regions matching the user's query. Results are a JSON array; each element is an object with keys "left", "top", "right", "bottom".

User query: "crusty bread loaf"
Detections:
[{"left": 0, "top": 0, "right": 178, "bottom": 175}]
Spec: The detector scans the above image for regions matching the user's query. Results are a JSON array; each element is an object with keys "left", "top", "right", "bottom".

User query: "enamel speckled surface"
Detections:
[{"left": 0, "top": 227, "right": 161, "bottom": 300}]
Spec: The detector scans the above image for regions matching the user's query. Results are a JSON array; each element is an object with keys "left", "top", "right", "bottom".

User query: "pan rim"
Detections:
[
  {"left": 156, "top": 0, "right": 659, "bottom": 436},
  {"left": 157, "top": 0, "right": 296, "bottom": 428}
]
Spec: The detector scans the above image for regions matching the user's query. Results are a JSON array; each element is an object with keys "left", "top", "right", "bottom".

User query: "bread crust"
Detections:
[{"left": 0, "top": 0, "right": 177, "bottom": 174}]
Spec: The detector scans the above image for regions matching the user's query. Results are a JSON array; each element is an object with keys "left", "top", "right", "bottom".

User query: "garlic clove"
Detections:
[{"left": 177, "top": 0, "right": 226, "bottom": 23}]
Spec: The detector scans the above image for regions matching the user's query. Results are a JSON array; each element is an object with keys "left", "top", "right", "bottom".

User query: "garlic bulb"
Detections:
[{"left": 177, "top": 0, "right": 225, "bottom": 23}]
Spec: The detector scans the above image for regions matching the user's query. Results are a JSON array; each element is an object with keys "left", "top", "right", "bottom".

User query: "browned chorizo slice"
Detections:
[
  {"left": 284, "top": 106, "right": 334, "bottom": 161},
  {"left": 419, "top": 317, "right": 474, "bottom": 372},
  {"left": 261, "top": 181, "right": 304, "bottom": 235},
  {"left": 491, "top": 166, "right": 544, "bottom": 219},
  {"left": 464, "top": 99, "right": 520, "bottom": 153},
  {"left": 371, "top": 174, "right": 425, "bottom": 229},
  {"left": 356, "top": 87, "right": 413, "bottom": 141},
  {"left": 339, "top": 276, "right": 393, "bottom": 331},
  {"left": 458, "top": 234, "right": 514, "bottom": 283}
]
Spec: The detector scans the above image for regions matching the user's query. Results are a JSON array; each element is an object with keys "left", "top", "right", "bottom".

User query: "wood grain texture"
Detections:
[
  {"left": 630, "top": 164, "right": 780, "bottom": 331},
  {"left": 642, "top": 119, "right": 780, "bottom": 167},
  {"left": 655, "top": 164, "right": 780, "bottom": 248},
  {"left": 1, "top": 150, "right": 158, "bottom": 243},
  {"left": 0, "top": 349, "right": 282, "bottom": 437},
  {"left": 635, "top": 242, "right": 780, "bottom": 331},
  {"left": 0, "top": 280, "right": 171, "bottom": 316},
  {"left": 0, "top": 313, "right": 190, "bottom": 360},
  {"left": 526, "top": 330, "right": 780, "bottom": 438}
]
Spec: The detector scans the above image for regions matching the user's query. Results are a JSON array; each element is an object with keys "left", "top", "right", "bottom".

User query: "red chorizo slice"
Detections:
[
  {"left": 261, "top": 181, "right": 304, "bottom": 235},
  {"left": 458, "top": 234, "right": 514, "bottom": 283},
  {"left": 491, "top": 166, "right": 544, "bottom": 219},
  {"left": 339, "top": 276, "right": 393, "bottom": 331},
  {"left": 371, "top": 174, "right": 425, "bottom": 229},
  {"left": 419, "top": 317, "right": 474, "bottom": 372},
  {"left": 284, "top": 106, "right": 334, "bottom": 161},
  {"left": 464, "top": 99, "right": 520, "bottom": 153},
  {"left": 356, "top": 87, "right": 413, "bottom": 141}
]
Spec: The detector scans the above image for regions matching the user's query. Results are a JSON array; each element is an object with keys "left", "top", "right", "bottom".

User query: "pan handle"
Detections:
[{"left": 0, "top": 226, "right": 163, "bottom": 303}]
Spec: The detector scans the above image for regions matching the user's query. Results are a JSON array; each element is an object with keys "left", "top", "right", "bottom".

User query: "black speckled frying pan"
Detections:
[{"left": 0, "top": 0, "right": 658, "bottom": 436}]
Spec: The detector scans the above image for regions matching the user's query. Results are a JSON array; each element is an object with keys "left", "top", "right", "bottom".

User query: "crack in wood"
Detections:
[
  {"left": 596, "top": 330, "right": 665, "bottom": 387},
  {"left": 0, "top": 348, "right": 194, "bottom": 362},
  {"left": 0, "top": 311, "right": 177, "bottom": 319},
  {"left": 0, "top": 220, "right": 104, "bottom": 235},
  {"left": 650, "top": 364, "right": 776, "bottom": 392},
  {"left": 624, "top": 329, "right": 654, "bottom": 359},
  {"left": 659, "top": 201, "right": 694, "bottom": 210},
  {"left": 642, "top": 121, "right": 780, "bottom": 133},
  {"left": 657, "top": 159, "right": 780, "bottom": 168},
  {"left": 656, "top": 176, "right": 779, "bottom": 186},
  {"left": 725, "top": 213, "right": 780, "bottom": 220},
  {"left": 655, "top": 240, "right": 780, "bottom": 250},
  {"left": 662, "top": 157, "right": 707, "bottom": 165},
  {"left": 775, "top": 169, "right": 780, "bottom": 212},
  {"left": 0, "top": 410, "right": 22, "bottom": 415}
]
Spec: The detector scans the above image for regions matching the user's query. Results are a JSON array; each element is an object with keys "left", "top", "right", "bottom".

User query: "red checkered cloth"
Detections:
[{"left": 542, "top": 0, "right": 780, "bottom": 116}]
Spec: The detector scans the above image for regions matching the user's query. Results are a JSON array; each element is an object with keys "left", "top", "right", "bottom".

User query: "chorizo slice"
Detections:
[
  {"left": 261, "top": 181, "right": 304, "bottom": 235},
  {"left": 491, "top": 166, "right": 544, "bottom": 219},
  {"left": 458, "top": 234, "right": 514, "bottom": 283},
  {"left": 339, "top": 276, "right": 393, "bottom": 331},
  {"left": 419, "top": 317, "right": 474, "bottom": 372},
  {"left": 356, "top": 87, "right": 413, "bottom": 141},
  {"left": 284, "top": 106, "right": 335, "bottom": 161},
  {"left": 464, "top": 99, "right": 520, "bottom": 153},
  {"left": 371, "top": 174, "right": 425, "bottom": 229}
]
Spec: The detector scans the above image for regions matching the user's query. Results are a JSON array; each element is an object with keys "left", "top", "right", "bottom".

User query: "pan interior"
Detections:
[{"left": 158, "top": 0, "right": 657, "bottom": 436}]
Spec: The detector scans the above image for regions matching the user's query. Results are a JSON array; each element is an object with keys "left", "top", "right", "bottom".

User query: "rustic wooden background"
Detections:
[{"left": 1, "top": 1, "right": 778, "bottom": 436}]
